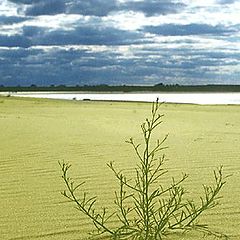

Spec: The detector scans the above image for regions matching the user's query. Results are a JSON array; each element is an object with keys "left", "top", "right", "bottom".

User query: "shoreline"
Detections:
[
  {"left": 1, "top": 94, "right": 240, "bottom": 106},
  {"left": 1, "top": 91, "right": 240, "bottom": 105}
]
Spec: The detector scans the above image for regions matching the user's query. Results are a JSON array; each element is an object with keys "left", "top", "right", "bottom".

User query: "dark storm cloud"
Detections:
[
  {"left": 0, "top": 16, "right": 29, "bottom": 25},
  {"left": 67, "top": 0, "right": 118, "bottom": 17},
  {"left": 217, "top": 0, "right": 238, "bottom": 4},
  {"left": 121, "top": 0, "right": 186, "bottom": 17},
  {"left": 143, "top": 24, "right": 235, "bottom": 36},
  {"left": 8, "top": 0, "right": 66, "bottom": 16},
  {"left": 7, "top": 0, "right": 42, "bottom": 4},
  {"left": 0, "top": 35, "right": 31, "bottom": 48},
  {"left": 0, "top": 47, "right": 123, "bottom": 86},
  {"left": 7, "top": 25, "right": 148, "bottom": 47},
  {"left": 8, "top": 0, "right": 117, "bottom": 16},
  {"left": 25, "top": 0, "right": 66, "bottom": 16},
  {"left": 68, "top": 0, "right": 186, "bottom": 17},
  {"left": 1, "top": 44, "right": 239, "bottom": 86},
  {"left": 0, "top": 22, "right": 147, "bottom": 48},
  {"left": 22, "top": 25, "right": 45, "bottom": 37},
  {"left": 34, "top": 26, "right": 146, "bottom": 46},
  {"left": 7, "top": 0, "right": 185, "bottom": 17},
  {"left": 133, "top": 47, "right": 237, "bottom": 71},
  {"left": 2, "top": 0, "right": 240, "bottom": 86}
]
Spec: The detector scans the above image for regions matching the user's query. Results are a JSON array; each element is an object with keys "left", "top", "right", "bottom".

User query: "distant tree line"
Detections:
[{"left": 0, "top": 83, "right": 240, "bottom": 92}]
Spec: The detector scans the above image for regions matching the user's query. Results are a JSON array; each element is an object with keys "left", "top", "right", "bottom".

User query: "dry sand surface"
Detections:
[{"left": 0, "top": 96, "right": 240, "bottom": 240}]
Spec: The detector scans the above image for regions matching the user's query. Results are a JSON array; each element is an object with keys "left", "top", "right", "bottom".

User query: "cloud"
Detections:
[
  {"left": 39, "top": 27, "right": 145, "bottom": 46},
  {"left": 217, "top": 0, "right": 238, "bottom": 4},
  {"left": 13, "top": 24, "right": 148, "bottom": 46},
  {"left": 0, "top": 15, "right": 29, "bottom": 24},
  {"left": 0, "top": 34, "right": 31, "bottom": 48},
  {"left": 25, "top": 0, "right": 66, "bottom": 16},
  {"left": 0, "top": 13, "right": 150, "bottom": 47},
  {"left": 1, "top": 43, "right": 239, "bottom": 86},
  {"left": 67, "top": 0, "right": 186, "bottom": 17},
  {"left": 0, "top": 47, "right": 122, "bottom": 86},
  {"left": 7, "top": 0, "right": 68, "bottom": 16},
  {"left": 67, "top": 0, "right": 118, "bottom": 17},
  {"left": 7, "top": 0, "right": 41, "bottom": 4},
  {"left": 7, "top": 0, "right": 185, "bottom": 17},
  {"left": 8, "top": 0, "right": 118, "bottom": 17},
  {"left": 22, "top": 25, "right": 44, "bottom": 37},
  {"left": 142, "top": 24, "right": 235, "bottom": 36},
  {"left": 121, "top": 0, "right": 186, "bottom": 17},
  {"left": 1, "top": 0, "right": 240, "bottom": 86}
]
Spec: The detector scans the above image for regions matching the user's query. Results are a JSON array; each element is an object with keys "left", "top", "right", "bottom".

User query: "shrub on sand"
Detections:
[{"left": 60, "top": 99, "right": 228, "bottom": 239}]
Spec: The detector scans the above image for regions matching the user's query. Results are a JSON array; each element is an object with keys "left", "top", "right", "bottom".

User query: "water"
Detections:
[{"left": 2, "top": 92, "right": 240, "bottom": 104}]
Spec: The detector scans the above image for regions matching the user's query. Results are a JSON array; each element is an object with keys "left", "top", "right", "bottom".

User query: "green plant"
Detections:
[{"left": 59, "top": 99, "right": 228, "bottom": 239}]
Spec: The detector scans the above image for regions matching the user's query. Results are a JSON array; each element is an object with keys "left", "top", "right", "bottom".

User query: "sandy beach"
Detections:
[{"left": 0, "top": 96, "right": 239, "bottom": 240}]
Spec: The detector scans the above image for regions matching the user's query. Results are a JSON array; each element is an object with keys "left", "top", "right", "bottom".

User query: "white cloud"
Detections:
[
  {"left": 106, "top": 0, "right": 240, "bottom": 30},
  {"left": 0, "top": 0, "right": 17, "bottom": 16},
  {"left": 0, "top": 14, "right": 88, "bottom": 36},
  {"left": 27, "top": 14, "right": 83, "bottom": 30},
  {"left": 0, "top": 0, "right": 26, "bottom": 17},
  {"left": 104, "top": 11, "right": 146, "bottom": 30}
]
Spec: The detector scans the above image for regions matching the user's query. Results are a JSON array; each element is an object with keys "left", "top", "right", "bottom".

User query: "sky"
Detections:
[{"left": 0, "top": 0, "right": 240, "bottom": 86}]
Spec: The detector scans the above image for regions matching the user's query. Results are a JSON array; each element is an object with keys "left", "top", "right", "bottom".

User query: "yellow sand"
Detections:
[{"left": 0, "top": 96, "right": 239, "bottom": 240}]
